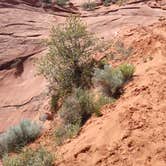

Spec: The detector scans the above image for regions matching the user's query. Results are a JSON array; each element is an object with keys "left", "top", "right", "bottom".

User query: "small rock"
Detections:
[{"left": 39, "top": 114, "right": 48, "bottom": 122}]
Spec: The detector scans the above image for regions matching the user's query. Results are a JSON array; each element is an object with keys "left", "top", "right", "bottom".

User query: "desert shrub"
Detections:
[
  {"left": 54, "top": 125, "right": 66, "bottom": 145},
  {"left": 74, "top": 88, "right": 94, "bottom": 120},
  {"left": 59, "top": 96, "right": 82, "bottom": 126},
  {"left": 50, "top": 93, "right": 61, "bottom": 113},
  {"left": 56, "top": 0, "right": 68, "bottom": 6},
  {"left": 55, "top": 124, "right": 80, "bottom": 145},
  {"left": 96, "top": 59, "right": 109, "bottom": 69},
  {"left": 103, "top": 0, "right": 112, "bottom": 6},
  {"left": 93, "top": 64, "right": 134, "bottom": 97},
  {"left": 59, "top": 88, "right": 99, "bottom": 125},
  {"left": 118, "top": 63, "right": 135, "bottom": 81},
  {"left": 82, "top": 1, "right": 97, "bottom": 11},
  {"left": 0, "top": 120, "right": 41, "bottom": 157},
  {"left": 77, "top": 88, "right": 105, "bottom": 116},
  {"left": 93, "top": 64, "right": 124, "bottom": 97},
  {"left": 55, "top": 63, "right": 134, "bottom": 144},
  {"left": 2, "top": 147, "right": 54, "bottom": 166},
  {"left": 38, "top": 16, "right": 97, "bottom": 96},
  {"left": 94, "top": 95, "right": 115, "bottom": 114},
  {"left": 77, "top": 88, "right": 103, "bottom": 122},
  {"left": 56, "top": 88, "right": 102, "bottom": 144},
  {"left": 77, "top": 60, "right": 96, "bottom": 89}
]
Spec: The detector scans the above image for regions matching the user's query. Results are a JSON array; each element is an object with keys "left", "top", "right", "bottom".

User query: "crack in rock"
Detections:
[
  {"left": 0, "top": 48, "right": 45, "bottom": 71},
  {"left": 0, "top": 93, "right": 46, "bottom": 108}
]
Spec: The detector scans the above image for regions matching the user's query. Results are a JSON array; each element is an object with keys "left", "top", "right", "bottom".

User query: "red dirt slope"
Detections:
[
  {"left": 1, "top": 0, "right": 165, "bottom": 133},
  {"left": 51, "top": 20, "right": 166, "bottom": 166}
]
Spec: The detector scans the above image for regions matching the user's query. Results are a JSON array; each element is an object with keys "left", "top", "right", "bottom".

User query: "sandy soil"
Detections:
[{"left": 52, "top": 20, "right": 166, "bottom": 166}]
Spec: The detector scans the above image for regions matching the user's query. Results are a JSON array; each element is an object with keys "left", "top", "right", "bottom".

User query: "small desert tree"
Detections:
[{"left": 38, "top": 16, "right": 96, "bottom": 95}]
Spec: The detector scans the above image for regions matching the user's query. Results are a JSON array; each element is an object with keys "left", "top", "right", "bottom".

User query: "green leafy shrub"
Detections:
[
  {"left": 56, "top": 0, "right": 68, "bottom": 6},
  {"left": 2, "top": 148, "right": 54, "bottom": 166},
  {"left": 118, "top": 63, "right": 135, "bottom": 81},
  {"left": 0, "top": 120, "right": 41, "bottom": 157},
  {"left": 94, "top": 95, "right": 115, "bottom": 115},
  {"left": 96, "top": 59, "right": 108, "bottom": 69},
  {"left": 93, "top": 64, "right": 134, "bottom": 97},
  {"left": 82, "top": 1, "right": 97, "bottom": 11},
  {"left": 38, "top": 16, "right": 97, "bottom": 96}
]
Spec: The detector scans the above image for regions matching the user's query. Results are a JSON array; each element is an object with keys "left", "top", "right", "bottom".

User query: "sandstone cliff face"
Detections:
[
  {"left": 0, "top": 0, "right": 40, "bottom": 6},
  {"left": 0, "top": 1, "right": 56, "bottom": 132}
]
